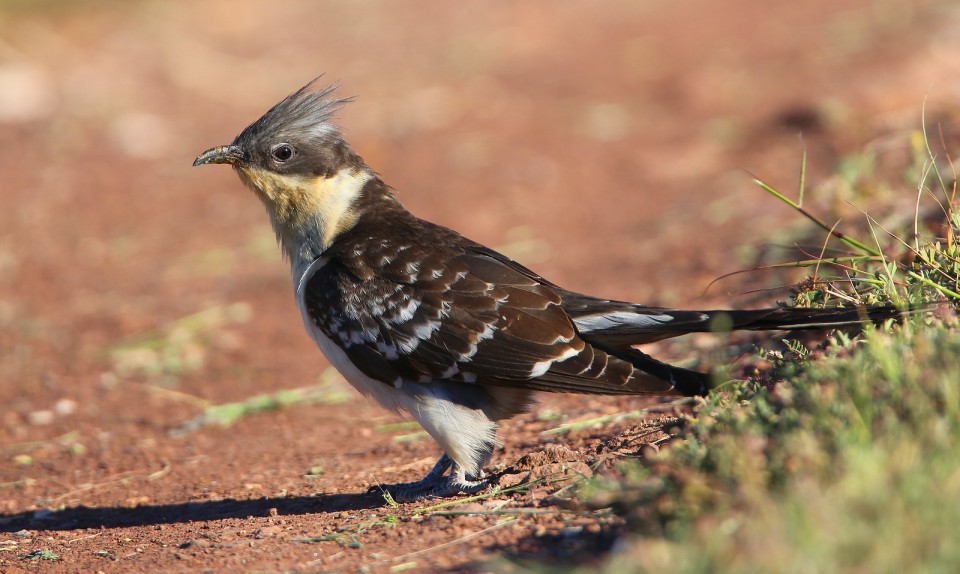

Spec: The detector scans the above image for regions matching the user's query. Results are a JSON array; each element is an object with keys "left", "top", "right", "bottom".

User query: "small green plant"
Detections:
[
  {"left": 752, "top": 123, "right": 958, "bottom": 308},
  {"left": 25, "top": 548, "right": 59, "bottom": 561},
  {"left": 110, "top": 302, "right": 252, "bottom": 382},
  {"left": 171, "top": 368, "right": 352, "bottom": 434}
]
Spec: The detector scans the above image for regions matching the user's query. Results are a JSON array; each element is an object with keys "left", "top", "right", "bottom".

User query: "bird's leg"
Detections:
[
  {"left": 447, "top": 462, "right": 488, "bottom": 494},
  {"left": 369, "top": 454, "right": 490, "bottom": 501},
  {"left": 421, "top": 453, "right": 453, "bottom": 481}
]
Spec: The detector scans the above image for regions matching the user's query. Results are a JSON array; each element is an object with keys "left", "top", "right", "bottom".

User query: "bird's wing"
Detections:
[
  {"left": 299, "top": 243, "right": 682, "bottom": 396},
  {"left": 460, "top": 242, "right": 720, "bottom": 346}
]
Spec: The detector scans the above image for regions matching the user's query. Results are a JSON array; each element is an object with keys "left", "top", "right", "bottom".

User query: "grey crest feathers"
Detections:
[{"left": 233, "top": 79, "right": 359, "bottom": 176}]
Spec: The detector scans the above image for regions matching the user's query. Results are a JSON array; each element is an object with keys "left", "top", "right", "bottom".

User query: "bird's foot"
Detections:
[{"left": 368, "top": 455, "right": 490, "bottom": 502}]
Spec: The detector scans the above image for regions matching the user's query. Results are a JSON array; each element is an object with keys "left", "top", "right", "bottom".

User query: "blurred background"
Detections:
[{"left": 1, "top": 0, "right": 959, "bottom": 561}]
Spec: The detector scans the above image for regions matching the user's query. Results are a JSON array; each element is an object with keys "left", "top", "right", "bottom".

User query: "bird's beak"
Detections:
[{"left": 193, "top": 144, "right": 246, "bottom": 167}]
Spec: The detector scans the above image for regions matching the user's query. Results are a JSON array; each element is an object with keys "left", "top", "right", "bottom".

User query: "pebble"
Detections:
[
  {"left": 53, "top": 399, "right": 77, "bottom": 416},
  {"left": 178, "top": 538, "right": 211, "bottom": 549},
  {"left": 26, "top": 410, "right": 55, "bottom": 426},
  {"left": 252, "top": 525, "right": 282, "bottom": 539}
]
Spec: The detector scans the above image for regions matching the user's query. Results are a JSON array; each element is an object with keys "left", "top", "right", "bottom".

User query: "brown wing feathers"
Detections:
[{"left": 300, "top": 221, "right": 689, "bottom": 396}]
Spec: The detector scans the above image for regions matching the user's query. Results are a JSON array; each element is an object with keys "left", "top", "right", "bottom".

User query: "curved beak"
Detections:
[{"left": 193, "top": 144, "right": 246, "bottom": 167}]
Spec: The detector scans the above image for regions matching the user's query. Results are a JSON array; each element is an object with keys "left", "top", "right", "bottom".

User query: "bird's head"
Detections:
[
  {"left": 194, "top": 80, "right": 359, "bottom": 177},
  {"left": 194, "top": 79, "right": 387, "bottom": 264}
]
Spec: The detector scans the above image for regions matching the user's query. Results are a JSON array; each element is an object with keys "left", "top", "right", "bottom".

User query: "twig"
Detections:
[{"left": 67, "top": 532, "right": 101, "bottom": 544}]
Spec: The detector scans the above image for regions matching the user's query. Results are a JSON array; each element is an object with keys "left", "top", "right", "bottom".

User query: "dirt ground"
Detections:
[{"left": 2, "top": 0, "right": 959, "bottom": 572}]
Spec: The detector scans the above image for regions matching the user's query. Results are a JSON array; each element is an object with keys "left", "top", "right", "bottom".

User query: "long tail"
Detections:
[
  {"left": 563, "top": 301, "right": 912, "bottom": 397},
  {"left": 704, "top": 304, "right": 904, "bottom": 333},
  {"left": 582, "top": 305, "right": 906, "bottom": 397},
  {"left": 563, "top": 291, "right": 907, "bottom": 347}
]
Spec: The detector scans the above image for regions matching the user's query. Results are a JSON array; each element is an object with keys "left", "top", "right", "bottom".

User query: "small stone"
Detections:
[
  {"left": 181, "top": 538, "right": 211, "bottom": 549},
  {"left": 53, "top": 399, "right": 77, "bottom": 416},
  {"left": 27, "top": 410, "right": 55, "bottom": 426},
  {"left": 252, "top": 526, "right": 282, "bottom": 539}
]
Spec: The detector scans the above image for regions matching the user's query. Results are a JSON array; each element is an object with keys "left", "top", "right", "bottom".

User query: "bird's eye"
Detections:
[{"left": 271, "top": 144, "right": 294, "bottom": 162}]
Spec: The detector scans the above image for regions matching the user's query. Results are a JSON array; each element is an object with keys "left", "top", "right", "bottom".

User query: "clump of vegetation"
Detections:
[
  {"left": 110, "top": 302, "right": 252, "bottom": 382},
  {"left": 589, "top": 320, "right": 960, "bottom": 572},
  {"left": 581, "top": 121, "right": 959, "bottom": 572}
]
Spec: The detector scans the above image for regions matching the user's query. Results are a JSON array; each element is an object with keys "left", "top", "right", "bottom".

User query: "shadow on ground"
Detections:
[{"left": 0, "top": 492, "right": 386, "bottom": 532}]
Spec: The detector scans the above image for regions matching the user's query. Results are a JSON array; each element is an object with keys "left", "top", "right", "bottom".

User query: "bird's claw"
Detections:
[
  {"left": 370, "top": 475, "right": 490, "bottom": 502},
  {"left": 367, "top": 455, "right": 490, "bottom": 501}
]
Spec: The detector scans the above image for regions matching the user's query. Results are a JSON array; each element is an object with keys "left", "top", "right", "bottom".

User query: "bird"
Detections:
[{"left": 193, "top": 79, "right": 903, "bottom": 501}]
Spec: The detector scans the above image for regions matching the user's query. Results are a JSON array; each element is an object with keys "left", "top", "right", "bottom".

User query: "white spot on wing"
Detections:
[
  {"left": 459, "top": 322, "right": 497, "bottom": 363},
  {"left": 413, "top": 318, "right": 441, "bottom": 340},
  {"left": 394, "top": 298, "right": 420, "bottom": 323},
  {"left": 396, "top": 334, "right": 420, "bottom": 354},
  {"left": 529, "top": 359, "right": 552, "bottom": 378},
  {"left": 529, "top": 346, "right": 580, "bottom": 377},
  {"left": 439, "top": 365, "right": 459, "bottom": 378},
  {"left": 376, "top": 341, "right": 399, "bottom": 360}
]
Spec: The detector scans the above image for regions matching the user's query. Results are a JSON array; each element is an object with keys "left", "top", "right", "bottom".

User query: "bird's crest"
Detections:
[{"left": 237, "top": 78, "right": 353, "bottom": 145}]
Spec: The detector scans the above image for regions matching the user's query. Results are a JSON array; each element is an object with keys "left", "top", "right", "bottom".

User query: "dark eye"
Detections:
[{"left": 271, "top": 144, "right": 294, "bottom": 162}]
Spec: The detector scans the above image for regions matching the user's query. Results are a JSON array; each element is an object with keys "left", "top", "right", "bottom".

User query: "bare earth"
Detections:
[{"left": 2, "top": 1, "right": 959, "bottom": 572}]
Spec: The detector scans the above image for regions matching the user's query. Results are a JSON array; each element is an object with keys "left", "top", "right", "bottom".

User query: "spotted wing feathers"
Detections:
[{"left": 300, "top": 226, "right": 697, "bottom": 397}]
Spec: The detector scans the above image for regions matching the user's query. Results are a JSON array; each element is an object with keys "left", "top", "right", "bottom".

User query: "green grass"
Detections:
[
  {"left": 25, "top": 548, "right": 59, "bottom": 561},
  {"left": 590, "top": 320, "right": 960, "bottom": 573},
  {"left": 578, "top": 121, "right": 960, "bottom": 572},
  {"left": 110, "top": 302, "right": 252, "bottom": 381},
  {"left": 170, "top": 370, "right": 352, "bottom": 434}
]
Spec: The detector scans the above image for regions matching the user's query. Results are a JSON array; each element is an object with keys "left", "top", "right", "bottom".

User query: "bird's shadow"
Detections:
[{"left": 0, "top": 491, "right": 386, "bottom": 532}]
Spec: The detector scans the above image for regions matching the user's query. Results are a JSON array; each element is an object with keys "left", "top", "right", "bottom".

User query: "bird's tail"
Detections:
[
  {"left": 598, "top": 304, "right": 915, "bottom": 397},
  {"left": 572, "top": 301, "right": 913, "bottom": 346},
  {"left": 703, "top": 304, "right": 905, "bottom": 333}
]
